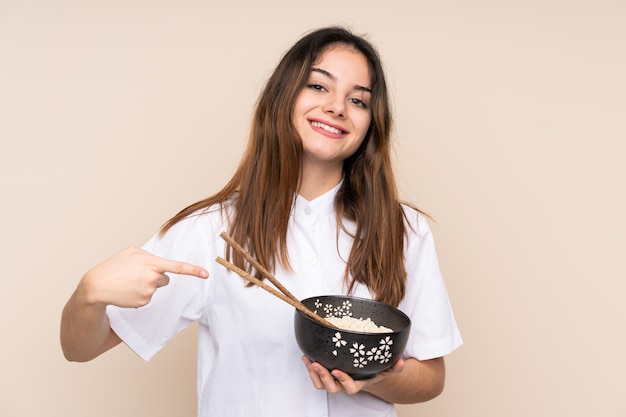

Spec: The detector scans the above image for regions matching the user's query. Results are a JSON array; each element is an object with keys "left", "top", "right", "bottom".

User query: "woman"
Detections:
[{"left": 61, "top": 26, "right": 462, "bottom": 417}]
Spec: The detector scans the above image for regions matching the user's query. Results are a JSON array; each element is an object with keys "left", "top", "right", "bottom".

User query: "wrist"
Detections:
[{"left": 75, "top": 271, "right": 108, "bottom": 308}]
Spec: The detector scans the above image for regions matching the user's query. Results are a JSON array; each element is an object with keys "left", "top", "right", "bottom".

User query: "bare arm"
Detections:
[
  {"left": 302, "top": 356, "right": 445, "bottom": 404},
  {"left": 361, "top": 357, "right": 445, "bottom": 403},
  {"left": 60, "top": 246, "right": 209, "bottom": 362},
  {"left": 60, "top": 284, "right": 122, "bottom": 362}
]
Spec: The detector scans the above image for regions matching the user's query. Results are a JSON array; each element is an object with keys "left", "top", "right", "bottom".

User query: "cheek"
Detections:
[
  {"left": 356, "top": 114, "right": 372, "bottom": 138},
  {"left": 293, "top": 91, "right": 314, "bottom": 117},
  {"left": 292, "top": 102, "right": 307, "bottom": 129}
]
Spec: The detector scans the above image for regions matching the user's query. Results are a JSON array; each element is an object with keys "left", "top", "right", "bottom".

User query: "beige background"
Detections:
[{"left": 1, "top": 0, "right": 625, "bottom": 416}]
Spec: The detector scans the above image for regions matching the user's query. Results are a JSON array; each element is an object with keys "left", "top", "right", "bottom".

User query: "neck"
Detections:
[{"left": 299, "top": 161, "right": 342, "bottom": 201}]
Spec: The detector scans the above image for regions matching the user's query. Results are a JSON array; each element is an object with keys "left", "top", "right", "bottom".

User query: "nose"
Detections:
[{"left": 322, "top": 94, "right": 345, "bottom": 118}]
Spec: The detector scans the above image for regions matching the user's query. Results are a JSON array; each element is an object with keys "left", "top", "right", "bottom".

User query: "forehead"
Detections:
[{"left": 312, "top": 44, "right": 372, "bottom": 86}]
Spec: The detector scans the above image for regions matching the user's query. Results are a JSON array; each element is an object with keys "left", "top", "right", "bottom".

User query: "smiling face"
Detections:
[{"left": 292, "top": 45, "right": 372, "bottom": 177}]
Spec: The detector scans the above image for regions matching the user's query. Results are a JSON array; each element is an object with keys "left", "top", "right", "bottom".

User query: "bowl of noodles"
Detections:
[{"left": 294, "top": 295, "right": 411, "bottom": 380}]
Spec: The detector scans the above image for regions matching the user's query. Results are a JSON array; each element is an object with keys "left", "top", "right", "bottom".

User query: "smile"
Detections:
[{"left": 310, "top": 120, "right": 346, "bottom": 135}]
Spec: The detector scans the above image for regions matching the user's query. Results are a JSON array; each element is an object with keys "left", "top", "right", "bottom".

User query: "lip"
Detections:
[{"left": 308, "top": 118, "right": 349, "bottom": 138}]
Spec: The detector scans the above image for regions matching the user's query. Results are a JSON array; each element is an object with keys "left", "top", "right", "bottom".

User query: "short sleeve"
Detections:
[
  {"left": 106, "top": 212, "right": 218, "bottom": 361},
  {"left": 399, "top": 210, "right": 463, "bottom": 360}
]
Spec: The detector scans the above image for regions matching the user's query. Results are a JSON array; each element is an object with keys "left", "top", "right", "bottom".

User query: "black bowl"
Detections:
[{"left": 294, "top": 295, "right": 411, "bottom": 380}]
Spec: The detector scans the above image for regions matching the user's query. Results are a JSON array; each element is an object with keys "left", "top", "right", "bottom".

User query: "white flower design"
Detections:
[
  {"left": 318, "top": 298, "right": 398, "bottom": 371},
  {"left": 332, "top": 332, "right": 347, "bottom": 348},
  {"left": 353, "top": 357, "right": 367, "bottom": 368},
  {"left": 366, "top": 347, "right": 379, "bottom": 361},
  {"left": 379, "top": 336, "right": 393, "bottom": 350},
  {"left": 350, "top": 343, "right": 365, "bottom": 357},
  {"left": 379, "top": 350, "right": 393, "bottom": 364}
]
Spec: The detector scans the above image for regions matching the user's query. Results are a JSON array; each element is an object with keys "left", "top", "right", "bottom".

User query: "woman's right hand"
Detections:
[
  {"left": 79, "top": 246, "right": 209, "bottom": 308},
  {"left": 62, "top": 246, "right": 208, "bottom": 362}
]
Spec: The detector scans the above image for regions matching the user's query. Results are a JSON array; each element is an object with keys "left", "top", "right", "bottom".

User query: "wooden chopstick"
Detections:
[
  {"left": 219, "top": 232, "right": 299, "bottom": 303},
  {"left": 215, "top": 256, "right": 336, "bottom": 328}
]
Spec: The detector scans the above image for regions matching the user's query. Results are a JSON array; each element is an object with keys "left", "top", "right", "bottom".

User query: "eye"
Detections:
[
  {"left": 349, "top": 97, "right": 368, "bottom": 109},
  {"left": 307, "top": 83, "right": 327, "bottom": 92}
]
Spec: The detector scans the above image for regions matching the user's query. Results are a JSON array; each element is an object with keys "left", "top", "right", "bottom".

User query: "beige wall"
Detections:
[{"left": 1, "top": 1, "right": 624, "bottom": 416}]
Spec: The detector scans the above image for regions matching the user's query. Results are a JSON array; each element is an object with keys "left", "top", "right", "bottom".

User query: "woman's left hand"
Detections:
[{"left": 301, "top": 356, "right": 405, "bottom": 395}]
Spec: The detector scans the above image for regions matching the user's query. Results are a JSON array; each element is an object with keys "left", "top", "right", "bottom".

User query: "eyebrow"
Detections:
[{"left": 311, "top": 67, "right": 372, "bottom": 93}]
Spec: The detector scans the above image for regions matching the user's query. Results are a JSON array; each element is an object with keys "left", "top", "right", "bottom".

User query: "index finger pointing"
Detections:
[{"left": 155, "top": 257, "right": 209, "bottom": 279}]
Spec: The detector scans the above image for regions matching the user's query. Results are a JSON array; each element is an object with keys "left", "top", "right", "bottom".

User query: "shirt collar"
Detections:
[{"left": 293, "top": 182, "right": 341, "bottom": 220}]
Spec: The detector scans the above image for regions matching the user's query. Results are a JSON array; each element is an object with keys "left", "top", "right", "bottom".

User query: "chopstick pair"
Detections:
[{"left": 216, "top": 232, "right": 336, "bottom": 328}]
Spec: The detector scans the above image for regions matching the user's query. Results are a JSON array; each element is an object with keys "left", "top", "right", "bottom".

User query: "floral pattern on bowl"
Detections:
[{"left": 294, "top": 295, "right": 411, "bottom": 380}]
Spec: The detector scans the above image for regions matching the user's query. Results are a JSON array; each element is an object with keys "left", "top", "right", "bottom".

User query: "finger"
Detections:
[
  {"left": 154, "top": 257, "right": 209, "bottom": 279},
  {"left": 379, "top": 358, "right": 404, "bottom": 376},
  {"left": 311, "top": 363, "right": 343, "bottom": 393},
  {"left": 155, "top": 273, "right": 170, "bottom": 288},
  {"left": 331, "top": 369, "right": 360, "bottom": 394},
  {"left": 302, "top": 357, "right": 324, "bottom": 389},
  {"left": 391, "top": 358, "right": 405, "bottom": 372}
]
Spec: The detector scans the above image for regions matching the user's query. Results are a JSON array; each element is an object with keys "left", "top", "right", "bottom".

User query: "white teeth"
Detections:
[{"left": 311, "top": 121, "right": 343, "bottom": 134}]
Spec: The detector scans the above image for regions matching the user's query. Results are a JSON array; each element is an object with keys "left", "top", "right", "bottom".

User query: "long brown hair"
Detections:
[{"left": 161, "top": 27, "right": 414, "bottom": 307}]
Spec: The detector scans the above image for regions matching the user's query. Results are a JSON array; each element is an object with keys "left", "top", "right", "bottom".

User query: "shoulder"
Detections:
[
  {"left": 145, "top": 201, "right": 234, "bottom": 257},
  {"left": 167, "top": 200, "right": 234, "bottom": 235}
]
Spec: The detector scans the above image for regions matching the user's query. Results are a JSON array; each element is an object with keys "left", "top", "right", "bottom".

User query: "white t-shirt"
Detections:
[{"left": 107, "top": 185, "right": 462, "bottom": 417}]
